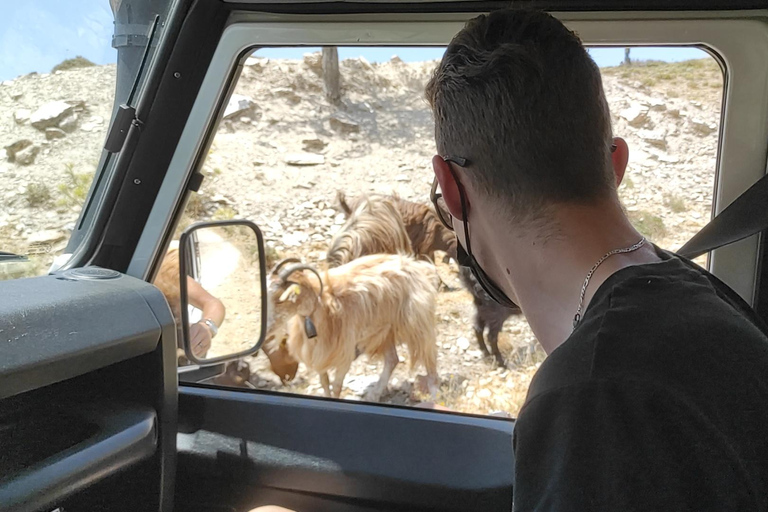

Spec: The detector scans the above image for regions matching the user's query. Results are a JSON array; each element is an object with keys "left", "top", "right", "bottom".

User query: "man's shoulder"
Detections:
[{"left": 525, "top": 255, "right": 768, "bottom": 404}]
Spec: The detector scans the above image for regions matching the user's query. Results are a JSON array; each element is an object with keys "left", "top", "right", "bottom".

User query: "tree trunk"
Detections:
[
  {"left": 322, "top": 47, "right": 341, "bottom": 105},
  {"left": 624, "top": 47, "right": 631, "bottom": 66}
]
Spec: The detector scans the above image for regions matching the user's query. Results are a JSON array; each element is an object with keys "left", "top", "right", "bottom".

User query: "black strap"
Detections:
[{"left": 678, "top": 172, "right": 768, "bottom": 259}]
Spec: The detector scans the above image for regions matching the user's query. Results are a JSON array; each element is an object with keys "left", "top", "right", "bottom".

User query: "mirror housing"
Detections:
[{"left": 178, "top": 219, "right": 267, "bottom": 366}]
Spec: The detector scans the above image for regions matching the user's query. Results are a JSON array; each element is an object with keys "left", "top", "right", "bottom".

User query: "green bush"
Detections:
[{"left": 24, "top": 182, "right": 52, "bottom": 207}]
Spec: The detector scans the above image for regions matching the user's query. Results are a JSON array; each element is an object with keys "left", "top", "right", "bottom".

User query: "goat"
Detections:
[
  {"left": 337, "top": 191, "right": 456, "bottom": 263},
  {"left": 327, "top": 195, "right": 413, "bottom": 268},
  {"left": 337, "top": 191, "right": 522, "bottom": 367},
  {"left": 265, "top": 255, "right": 440, "bottom": 401}
]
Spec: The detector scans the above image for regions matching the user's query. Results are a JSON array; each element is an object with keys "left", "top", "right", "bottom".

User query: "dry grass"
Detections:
[{"left": 602, "top": 57, "right": 723, "bottom": 102}]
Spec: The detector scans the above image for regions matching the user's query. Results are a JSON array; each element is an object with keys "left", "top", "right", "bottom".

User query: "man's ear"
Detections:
[
  {"left": 432, "top": 155, "right": 466, "bottom": 221},
  {"left": 612, "top": 137, "right": 629, "bottom": 187}
]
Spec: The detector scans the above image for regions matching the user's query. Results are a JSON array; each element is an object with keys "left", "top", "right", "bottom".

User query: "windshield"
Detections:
[{"left": 0, "top": 0, "right": 172, "bottom": 280}]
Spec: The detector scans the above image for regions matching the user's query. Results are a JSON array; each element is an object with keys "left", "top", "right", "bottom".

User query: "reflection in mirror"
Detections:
[{"left": 179, "top": 221, "right": 265, "bottom": 366}]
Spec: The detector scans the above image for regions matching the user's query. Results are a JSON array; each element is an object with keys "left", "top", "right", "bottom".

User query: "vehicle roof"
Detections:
[{"left": 227, "top": 0, "right": 767, "bottom": 10}]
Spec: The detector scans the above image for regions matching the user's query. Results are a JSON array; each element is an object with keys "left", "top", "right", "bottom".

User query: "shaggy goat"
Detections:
[
  {"left": 337, "top": 191, "right": 456, "bottom": 262},
  {"left": 337, "top": 191, "right": 522, "bottom": 367},
  {"left": 326, "top": 196, "right": 413, "bottom": 268},
  {"left": 265, "top": 255, "right": 440, "bottom": 401}
]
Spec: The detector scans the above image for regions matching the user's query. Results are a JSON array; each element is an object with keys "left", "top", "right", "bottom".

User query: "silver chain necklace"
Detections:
[{"left": 573, "top": 237, "right": 647, "bottom": 329}]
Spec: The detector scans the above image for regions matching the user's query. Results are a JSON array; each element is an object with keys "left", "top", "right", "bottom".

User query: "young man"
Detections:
[{"left": 427, "top": 8, "right": 768, "bottom": 511}]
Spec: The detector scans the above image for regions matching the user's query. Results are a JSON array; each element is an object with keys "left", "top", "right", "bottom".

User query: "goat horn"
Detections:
[
  {"left": 271, "top": 257, "right": 302, "bottom": 276},
  {"left": 278, "top": 264, "right": 324, "bottom": 297}
]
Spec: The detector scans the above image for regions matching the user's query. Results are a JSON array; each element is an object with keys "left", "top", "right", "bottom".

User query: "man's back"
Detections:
[{"left": 513, "top": 249, "right": 768, "bottom": 511}]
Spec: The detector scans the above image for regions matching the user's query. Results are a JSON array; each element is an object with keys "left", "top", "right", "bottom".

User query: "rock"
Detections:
[
  {"left": 649, "top": 98, "right": 667, "bottom": 112},
  {"left": 395, "top": 174, "right": 410, "bottom": 182},
  {"left": 457, "top": 336, "right": 470, "bottom": 351},
  {"left": 80, "top": 115, "right": 104, "bottom": 132},
  {"left": 638, "top": 129, "right": 667, "bottom": 149},
  {"left": 244, "top": 56, "right": 269, "bottom": 70},
  {"left": 285, "top": 153, "right": 324, "bottom": 166},
  {"left": 302, "top": 138, "right": 327, "bottom": 153},
  {"left": 29, "top": 100, "right": 84, "bottom": 130},
  {"left": 58, "top": 114, "right": 78, "bottom": 133},
  {"left": 329, "top": 113, "right": 360, "bottom": 134},
  {"left": 303, "top": 52, "right": 323, "bottom": 76},
  {"left": 619, "top": 104, "right": 649, "bottom": 127},
  {"left": 477, "top": 388, "right": 492, "bottom": 399},
  {"left": 390, "top": 55, "right": 404, "bottom": 64},
  {"left": 282, "top": 231, "right": 309, "bottom": 247},
  {"left": 45, "top": 127, "right": 66, "bottom": 140},
  {"left": 5, "top": 139, "right": 33, "bottom": 162},
  {"left": 28, "top": 229, "right": 64, "bottom": 244},
  {"left": 689, "top": 118, "right": 716, "bottom": 136},
  {"left": 13, "top": 109, "right": 31, "bottom": 124},
  {"left": 14, "top": 145, "right": 40, "bottom": 166},
  {"left": 274, "top": 88, "right": 301, "bottom": 104},
  {"left": 223, "top": 94, "right": 254, "bottom": 119},
  {"left": 658, "top": 154, "right": 680, "bottom": 164}
]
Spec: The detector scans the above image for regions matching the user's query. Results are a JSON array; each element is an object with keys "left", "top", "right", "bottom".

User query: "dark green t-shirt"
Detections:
[{"left": 512, "top": 250, "right": 768, "bottom": 511}]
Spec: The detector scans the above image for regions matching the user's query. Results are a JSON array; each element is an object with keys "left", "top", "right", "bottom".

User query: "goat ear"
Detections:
[{"left": 278, "top": 283, "right": 302, "bottom": 303}]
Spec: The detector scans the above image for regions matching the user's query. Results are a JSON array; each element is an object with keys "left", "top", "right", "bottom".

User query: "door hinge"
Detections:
[{"left": 104, "top": 104, "right": 141, "bottom": 153}]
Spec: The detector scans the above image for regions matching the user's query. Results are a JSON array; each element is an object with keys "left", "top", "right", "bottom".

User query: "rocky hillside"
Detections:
[{"left": 0, "top": 54, "right": 723, "bottom": 414}]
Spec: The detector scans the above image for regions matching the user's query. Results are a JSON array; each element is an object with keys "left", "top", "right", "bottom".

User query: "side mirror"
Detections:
[{"left": 178, "top": 219, "right": 267, "bottom": 366}]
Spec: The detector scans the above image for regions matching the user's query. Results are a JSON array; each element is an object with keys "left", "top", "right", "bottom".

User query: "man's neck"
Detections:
[{"left": 475, "top": 200, "right": 661, "bottom": 354}]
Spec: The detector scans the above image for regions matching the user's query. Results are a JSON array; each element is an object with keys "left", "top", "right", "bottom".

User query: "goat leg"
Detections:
[
  {"left": 332, "top": 360, "right": 352, "bottom": 399},
  {"left": 367, "top": 341, "right": 399, "bottom": 402},
  {"left": 487, "top": 325, "right": 506, "bottom": 368},
  {"left": 473, "top": 313, "right": 489, "bottom": 355},
  {"left": 320, "top": 372, "right": 332, "bottom": 397}
]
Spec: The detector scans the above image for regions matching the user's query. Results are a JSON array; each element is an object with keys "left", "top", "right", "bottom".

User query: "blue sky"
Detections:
[{"left": 0, "top": 0, "right": 709, "bottom": 82}]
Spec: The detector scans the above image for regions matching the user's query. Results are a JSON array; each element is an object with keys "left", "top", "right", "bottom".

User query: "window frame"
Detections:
[{"left": 129, "top": 10, "right": 768, "bottom": 308}]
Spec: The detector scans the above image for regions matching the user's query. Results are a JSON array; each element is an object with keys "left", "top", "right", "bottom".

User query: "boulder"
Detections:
[
  {"left": 58, "top": 114, "right": 79, "bottom": 133},
  {"left": 80, "top": 115, "right": 104, "bottom": 132},
  {"left": 13, "top": 109, "right": 31, "bottom": 124},
  {"left": 223, "top": 94, "right": 254, "bottom": 119},
  {"left": 619, "top": 104, "right": 649, "bottom": 127},
  {"left": 30, "top": 100, "right": 85, "bottom": 130},
  {"left": 302, "top": 138, "right": 327, "bottom": 153},
  {"left": 45, "top": 127, "right": 66, "bottom": 140},
  {"left": 15, "top": 144, "right": 40, "bottom": 166},
  {"left": 303, "top": 52, "right": 323, "bottom": 76},
  {"left": 638, "top": 129, "right": 667, "bottom": 150},
  {"left": 689, "top": 118, "right": 716, "bottom": 136},
  {"left": 274, "top": 88, "right": 301, "bottom": 104},
  {"left": 329, "top": 113, "right": 360, "bottom": 134},
  {"left": 5, "top": 139, "right": 35, "bottom": 163}
]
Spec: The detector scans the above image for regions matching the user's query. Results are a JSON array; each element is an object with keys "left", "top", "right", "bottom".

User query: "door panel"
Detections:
[
  {"left": 176, "top": 386, "right": 514, "bottom": 512},
  {"left": 0, "top": 272, "right": 178, "bottom": 511}
]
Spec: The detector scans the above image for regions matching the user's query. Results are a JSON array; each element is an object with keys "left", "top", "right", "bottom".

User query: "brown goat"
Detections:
[
  {"left": 336, "top": 191, "right": 457, "bottom": 262},
  {"left": 327, "top": 195, "right": 413, "bottom": 268},
  {"left": 265, "top": 255, "right": 440, "bottom": 401}
]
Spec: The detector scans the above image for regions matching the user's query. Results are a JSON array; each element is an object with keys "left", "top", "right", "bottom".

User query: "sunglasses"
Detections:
[
  {"left": 430, "top": 144, "right": 617, "bottom": 230},
  {"left": 430, "top": 155, "right": 467, "bottom": 231}
]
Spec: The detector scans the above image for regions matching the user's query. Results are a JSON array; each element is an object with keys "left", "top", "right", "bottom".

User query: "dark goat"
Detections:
[
  {"left": 338, "top": 191, "right": 522, "bottom": 367},
  {"left": 458, "top": 266, "right": 522, "bottom": 367}
]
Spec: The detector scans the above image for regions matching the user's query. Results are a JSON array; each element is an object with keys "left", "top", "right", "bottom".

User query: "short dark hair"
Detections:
[{"left": 426, "top": 9, "right": 615, "bottom": 222}]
